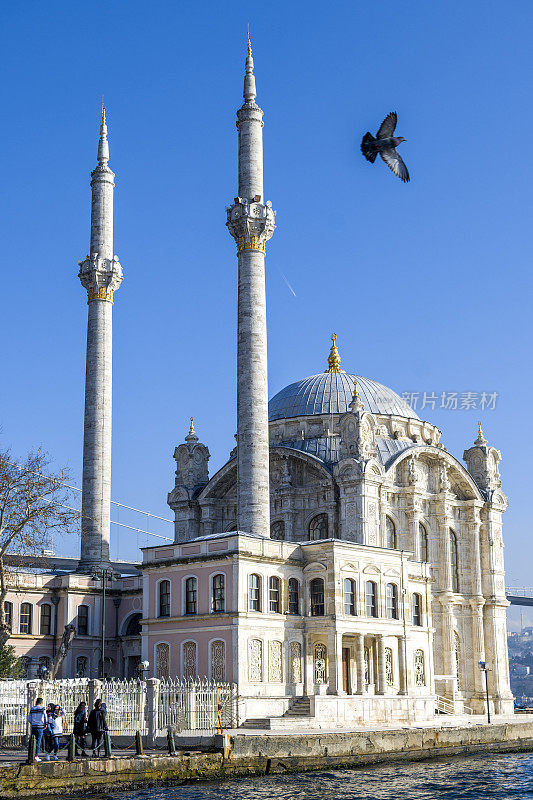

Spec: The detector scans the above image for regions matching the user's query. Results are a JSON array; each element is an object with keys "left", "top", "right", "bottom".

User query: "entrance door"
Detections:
[{"left": 342, "top": 647, "right": 351, "bottom": 694}]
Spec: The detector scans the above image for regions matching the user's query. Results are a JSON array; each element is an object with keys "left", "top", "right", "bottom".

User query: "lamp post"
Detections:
[
  {"left": 92, "top": 568, "right": 117, "bottom": 680},
  {"left": 478, "top": 660, "right": 491, "bottom": 724}
]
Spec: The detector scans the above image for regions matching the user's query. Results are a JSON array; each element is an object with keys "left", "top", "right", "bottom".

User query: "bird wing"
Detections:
[
  {"left": 380, "top": 148, "right": 410, "bottom": 182},
  {"left": 376, "top": 112, "right": 397, "bottom": 138}
]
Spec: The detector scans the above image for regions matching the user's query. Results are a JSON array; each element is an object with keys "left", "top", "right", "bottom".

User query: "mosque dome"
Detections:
[{"left": 268, "top": 334, "right": 419, "bottom": 422}]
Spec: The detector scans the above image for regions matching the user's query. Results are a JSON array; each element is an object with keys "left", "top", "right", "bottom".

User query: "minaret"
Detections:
[
  {"left": 226, "top": 38, "right": 276, "bottom": 536},
  {"left": 77, "top": 108, "right": 123, "bottom": 572}
]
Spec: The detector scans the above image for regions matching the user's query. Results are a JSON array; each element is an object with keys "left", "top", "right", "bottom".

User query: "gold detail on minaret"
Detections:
[
  {"left": 87, "top": 287, "right": 114, "bottom": 303},
  {"left": 247, "top": 35, "right": 252, "bottom": 57},
  {"left": 101, "top": 105, "right": 106, "bottom": 125},
  {"left": 325, "top": 333, "right": 345, "bottom": 373},
  {"left": 189, "top": 417, "right": 195, "bottom": 435},
  {"left": 237, "top": 236, "right": 266, "bottom": 253}
]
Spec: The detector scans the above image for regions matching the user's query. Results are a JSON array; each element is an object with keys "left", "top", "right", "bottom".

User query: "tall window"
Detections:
[
  {"left": 185, "top": 577, "right": 197, "bottom": 615},
  {"left": 77, "top": 605, "right": 89, "bottom": 636},
  {"left": 76, "top": 656, "right": 88, "bottom": 678},
  {"left": 270, "top": 521, "right": 285, "bottom": 541},
  {"left": 386, "top": 517, "right": 397, "bottom": 549},
  {"left": 159, "top": 580, "right": 171, "bottom": 617},
  {"left": 308, "top": 514, "right": 328, "bottom": 541},
  {"left": 412, "top": 593, "right": 422, "bottom": 626},
  {"left": 125, "top": 613, "right": 142, "bottom": 636},
  {"left": 310, "top": 578, "right": 325, "bottom": 616},
  {"left": 4, "top": 601, "right": 13, "bottom": 632},
  {"left": 20, "top": 603, "right": 32, "bottom": 634},
  {"left": 365, "top": 581, "right": 377, "bottom": 617},
  {"left": 249, "top": 574, "right": 261, "bottom": 611},
  {"left": 40, "top": 604, "right": 52, "bottom": 635},
  {"left": 288, "top": 578, "right": 300, "bottom": 615},
  {"left": 386, "top": 583, "right": 398, "bottom": 619},
  {"left": 343, "top": 578, "right": 356, "bottom": 615},
  {"left": 450, "top": 530, "right": 459, "bottom": 592},
  {"left": 212, "top": 574, "right": 225, "bottom": 613},
  {"left": 418, "top": 523, "right": 429, "bottom": 562},
  {"left": 269, "top": 576, "right": 281, "bottom": 613}
]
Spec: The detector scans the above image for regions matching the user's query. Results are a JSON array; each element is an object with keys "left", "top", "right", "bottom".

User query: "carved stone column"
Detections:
[
  {"left": 376, "top": 635, "right": 386, "bottom": 695},
  {"left": 398, "top": 635, "right": 408, "bottom": 695},
  {"left": 355, "top": 632, "right": 365, "bottom": 695}
]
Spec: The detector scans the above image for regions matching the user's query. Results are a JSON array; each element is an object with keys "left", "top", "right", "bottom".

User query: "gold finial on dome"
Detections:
[
  {"left": 189, "top": 416, "right": 195, "bottom": 435},
  {"left": 353, "top": 379, "right": 359, "bottom": 398},
  {"left": 478, "top": 420, "right": 483, "bottom": 439},
  {"left": 325, "top": 333, "right": 345, "bottom": 373}
]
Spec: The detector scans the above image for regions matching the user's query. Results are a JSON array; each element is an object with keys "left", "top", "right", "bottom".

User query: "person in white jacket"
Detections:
[{"left": 44, "top": 705, "right": 64, "bottom": 761}]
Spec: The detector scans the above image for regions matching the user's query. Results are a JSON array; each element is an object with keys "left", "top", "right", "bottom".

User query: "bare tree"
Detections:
[{"left": 0, "top": 448, "right": 78, "bottom": 646}]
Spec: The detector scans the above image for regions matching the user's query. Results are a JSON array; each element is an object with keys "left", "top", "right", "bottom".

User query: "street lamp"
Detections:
[
  {"left": 92, "top": 568, "right": 118, "bottom": 680},
  {"left": 478, "top": 660, "right": 491, "bottom": 724}
]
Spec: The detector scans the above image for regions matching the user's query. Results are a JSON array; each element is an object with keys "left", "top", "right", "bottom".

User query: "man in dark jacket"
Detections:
[
  {"left": 87, "top": 699, "right": 108, "bottom": 757},
  {"left": 27, "top": 697, "right": 47, "bottom": 761}
]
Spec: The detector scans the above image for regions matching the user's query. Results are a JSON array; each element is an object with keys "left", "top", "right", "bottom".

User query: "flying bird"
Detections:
[{"left": 361, "top": 112, "right": 410, "bottom": 183}]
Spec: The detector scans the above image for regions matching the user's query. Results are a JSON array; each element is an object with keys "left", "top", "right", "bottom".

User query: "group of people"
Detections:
[{"left": 28, "top": 697, "right": 109, "bottom": 761}]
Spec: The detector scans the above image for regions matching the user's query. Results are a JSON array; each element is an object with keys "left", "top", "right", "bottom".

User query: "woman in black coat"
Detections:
[
  {"left": 87, "top": 699, "right": 108, "bottom": 757},
  {"left": 73, "top": 701, "right": 88, "bottom": 757}
]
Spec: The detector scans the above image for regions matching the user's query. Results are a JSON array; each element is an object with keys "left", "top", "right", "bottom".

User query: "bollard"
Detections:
[
  {"left": 27, "top": 734, "right": 36, "bottom": 765},
  {"left": 103, "top": 731, "right": 112, "bottom": 758},
  {"left": 67, "top": 733, "right": 76, "bottom": 761},
  {"left": 135, "top": 730, "right": 144, "bottom": 756},
  {"left": 167, "top": 729, "right": 176, "bottom": 756}
]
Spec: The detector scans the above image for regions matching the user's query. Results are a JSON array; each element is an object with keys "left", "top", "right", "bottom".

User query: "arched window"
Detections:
[
  {"left": 212, "top": 574, "right": 225, "bottom": 613},
  {"left": 288, "top": 578, "right": 300, "bottom": 615},
  {"left": 38, "top": 656, "right": 51, "bottom": 677},
  {"left": 19, "top": 603, "right": 32, "bottom": 634},
  {"left": 412, "top": 593, "right": 422, "bottom": 626},
  {"left": 310, "top": 578, "right": 325, "bottom": 616},
  {"left": 3, "top": 601, "right": 13, "bottom": 632},
  {"left": 158, "top": 580, "right": 171, "bottom": 617},
  {"left": 125, "top": 613, "right": 142, "bottom": 636},
  {"left": 450, "top": 530, "right": 459, "bottom": 592},
  {"left": 386, "top": 517, "right": 397, "bottom": 549},
  {"left": 248, "top": 574, "right": 261, "bottom": 611},
  {"left": 343, "top": 578, "right": 356, "bottom": 615},
  {"left": 418, "top": 523, "right": 429, "bottom": 562},
  {"left": 183, "top": 641, "right": 197, "bottom": 679},
  {"left": 269, "top": 576, "right": 281, "bottom": 613},
  {"left": 185, "top": 577, "right": 197, "bottom": 615},
  {"left": 20, "top": 656, "right": 31, "bottom": 678},
  {"left": 77, "top": 605, "right": 89, "bottom": 636},
  {"left": 270, "top": 521, "right": 285, "bottom": 541},
  {"left": 156, "top": 642, "right": 170, "bottom": 678},
  {"left": 76, "top": 656, "right": 88, "bottom": 678},
  {"left": 308, "top": 514, "right": 328, "bottom": 541},
  {"left": 210, "top": 640, "right": 226, "bottom": 681},
  {"left": 386, "top": 583, "right": 398, "bottom": 619},
  {"left": 365, "top": 581, "right": 377, "bottom": 617},
  {"left": 39, "top": 604, "right": 52, "bottom": 635}
]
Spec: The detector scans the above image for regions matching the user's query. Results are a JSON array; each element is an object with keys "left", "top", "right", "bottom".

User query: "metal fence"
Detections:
[
  {"left": 158, "top": 679, "right": 237, "bottom": 735},
  {"left": 101, "top": 678, "right": 147, "bottom": 736},
  {"left": 0, "top": 677, "right": 237, "bottom": 745}
]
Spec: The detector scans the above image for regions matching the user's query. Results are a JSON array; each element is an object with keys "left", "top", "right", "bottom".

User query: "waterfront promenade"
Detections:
[{"left": 2, "top": 716, "right": 533, "bottom": 798}]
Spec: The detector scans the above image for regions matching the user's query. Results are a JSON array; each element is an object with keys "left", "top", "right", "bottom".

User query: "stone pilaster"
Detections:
[
  {"left": 226, "top": 39, "right": 275, "bottom": 537},
  {"left": 77, "top": 109, "right": 123, "bottom": 573},
  {"left": 355, "top": 632, "right": 365, "bottom": 694},
  {"left": 398, "top": 635, "right": 408, "bottom": 695},
  {"left": 376, "top": 634, "right": 386, "bottom": 695}
]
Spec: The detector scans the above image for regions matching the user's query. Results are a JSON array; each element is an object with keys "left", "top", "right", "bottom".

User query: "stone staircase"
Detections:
[{"left": 241, "top": 697, "right": 314, "bottom": 730}]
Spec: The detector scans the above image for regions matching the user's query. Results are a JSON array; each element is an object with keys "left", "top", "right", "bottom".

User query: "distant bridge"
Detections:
[{"left": 506, "top": 589, "right": 533, "bottom": 607}]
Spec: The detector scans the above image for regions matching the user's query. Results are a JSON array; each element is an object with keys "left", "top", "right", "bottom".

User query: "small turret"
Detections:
[{"left": 463, "top": 421, "right": 502, "bottom": 495}]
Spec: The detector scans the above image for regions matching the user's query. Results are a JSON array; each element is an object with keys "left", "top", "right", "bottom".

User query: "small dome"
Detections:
[{"left": 269, "top": 372, "right": 419, "bottom": 421}]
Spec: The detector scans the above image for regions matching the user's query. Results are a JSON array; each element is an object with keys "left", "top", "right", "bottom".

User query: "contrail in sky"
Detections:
[{"left": 279, "top": 269, "right": 297, "bottom": 297}]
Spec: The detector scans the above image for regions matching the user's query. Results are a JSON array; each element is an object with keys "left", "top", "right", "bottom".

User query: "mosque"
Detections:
[{"left": 3, "top": 41, "right": 514, "bottom": 727}]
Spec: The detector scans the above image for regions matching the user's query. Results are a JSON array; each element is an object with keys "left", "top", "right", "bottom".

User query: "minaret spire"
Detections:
[
  {"left": 226, "top": 40, "right": 276, "bottom": 537},
  {"left": 77, "top": 109, "right": 124, "bottom": 572}
]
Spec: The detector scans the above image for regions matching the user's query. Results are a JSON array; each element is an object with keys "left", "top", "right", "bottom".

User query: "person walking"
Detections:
[
  {"left": 87, "top": 699, "right": 108, "bottom": 757},
  {"left": 73, "top": 702, "right": 88, "bottom": 757},
  {"left": 45, "top": 705, "right": 64, "bottom": 761},
  {"left": 27, "top": 697, "right": 47, "bottom": 762}
]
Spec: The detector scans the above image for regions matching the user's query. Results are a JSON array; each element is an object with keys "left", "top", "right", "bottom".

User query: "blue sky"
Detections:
[{"left": 1, "top": 1, "right": 532, "bottom": 587}]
